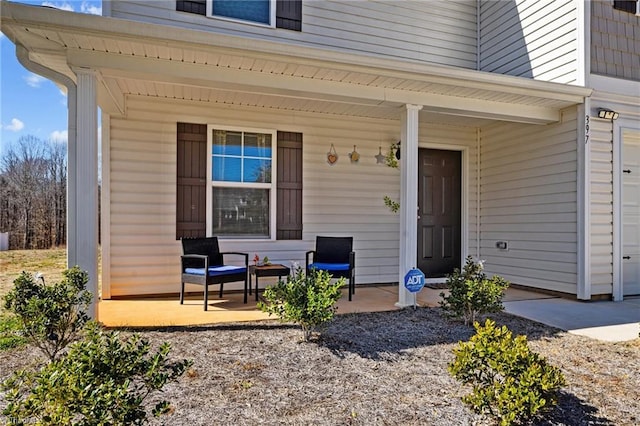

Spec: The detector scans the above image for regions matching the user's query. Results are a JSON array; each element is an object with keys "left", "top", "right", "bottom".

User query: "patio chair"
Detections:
[
  {"left": 306, "top": 236, "right": 355, "bottom": 301},
  {"left": 180, "top": 237, "right": 248, "bottom": 310}
]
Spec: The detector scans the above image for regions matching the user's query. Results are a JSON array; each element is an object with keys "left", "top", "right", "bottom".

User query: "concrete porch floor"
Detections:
[
  {"left": 98, "top": 285, "right": 401, "bottom": 328},
  {"left": 98, "top": 285, "right": 640, "bottom": 342}
]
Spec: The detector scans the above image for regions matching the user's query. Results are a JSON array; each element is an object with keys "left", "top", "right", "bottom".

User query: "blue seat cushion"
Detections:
[
  {"left": 309, "top": 262, "right": 350, "bottom": 272},
  {"left": 185, "top": 265, "right": 247, "bottom": 276}
]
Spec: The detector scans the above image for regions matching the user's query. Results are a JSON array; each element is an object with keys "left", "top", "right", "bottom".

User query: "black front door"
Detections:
[{"left": 417, "top": 148, "right": 461, "bottom": 277}]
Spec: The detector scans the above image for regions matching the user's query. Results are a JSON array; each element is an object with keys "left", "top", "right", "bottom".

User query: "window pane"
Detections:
[
  {"left": 213, "top": 157, "right": 241, "bottom": 182},
  {"left": 244, "top": 133, "right": 272, "bottom": 158},
  {"left": 243, "top": 159, "right": 271, "bottom": 183},
  {"left": 212, "top": 130, "right": 242, "bottom": 156},
  {"left": 213, "top": 187, "right": 270, "bottom": 237},
  {"left": 212, "top": 0, "right": 270, "bottom": 24}
]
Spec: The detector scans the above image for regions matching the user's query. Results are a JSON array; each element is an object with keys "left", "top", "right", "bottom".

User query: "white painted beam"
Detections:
[
  {"left": 73, "top": 68, "right": 100, "bottom": 318},
  {"left": 397, "top": 104, "right": 422, "bottom": 308}
]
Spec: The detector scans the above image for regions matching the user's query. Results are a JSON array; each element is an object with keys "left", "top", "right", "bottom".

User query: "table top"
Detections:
[{"left": 250, "top": 263, "right": 290, "bottom": 272}]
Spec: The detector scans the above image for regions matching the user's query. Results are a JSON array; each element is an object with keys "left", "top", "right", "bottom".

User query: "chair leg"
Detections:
[
  {"left": 243, "top": 277, "right": 248, "bottom": 304},
  {"left": 204, "top": 283, "right": 209, "bottom": 311},
  {"left": 350, "top": 275, "right": 355, "bottom": 301},
  {"left": 180, "top": 281, "right": 185, "bottom": 304},
  {"left": 219, "top": 283, "right": 224, "bottom": 298}
]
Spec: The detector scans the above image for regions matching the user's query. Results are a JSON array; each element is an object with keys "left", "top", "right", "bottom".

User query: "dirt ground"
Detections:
[{"left": 1, "top": 308, "right": 638, "bottom": 425}]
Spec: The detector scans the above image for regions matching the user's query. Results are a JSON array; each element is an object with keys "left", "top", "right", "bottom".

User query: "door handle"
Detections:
[{"left": 623, "top": 256, "right": 631, "bottom": 260}]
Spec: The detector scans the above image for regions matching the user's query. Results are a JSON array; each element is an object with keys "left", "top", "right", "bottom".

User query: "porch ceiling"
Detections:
[{"left": 2, "top": 1, "right": 592, "bottom": 126}]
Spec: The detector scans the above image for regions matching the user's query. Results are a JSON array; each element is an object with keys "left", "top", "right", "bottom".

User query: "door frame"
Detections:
[
  {"left": 418, "top": 142, "right": 470, "bottom": 285},
  {"left": 614, "top": 120, "right": 640, "bottom": 300}
]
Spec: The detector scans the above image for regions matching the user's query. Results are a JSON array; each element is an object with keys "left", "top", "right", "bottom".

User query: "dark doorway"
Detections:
[{"left": 417, "top": 148, "right": 462, "bottom": 277}]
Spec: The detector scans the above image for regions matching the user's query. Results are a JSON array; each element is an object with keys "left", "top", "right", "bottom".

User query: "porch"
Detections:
[
  {"left": 97, "top": 285, "right": 640, "bottom": 342},
  {"left": 96, "top": 284, "right": 545, "bottom": 328}
]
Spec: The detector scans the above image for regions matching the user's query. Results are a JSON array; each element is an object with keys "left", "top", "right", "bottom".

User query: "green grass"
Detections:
[{"left": 0, "top": 313, "right": 27, "bottom": 350}]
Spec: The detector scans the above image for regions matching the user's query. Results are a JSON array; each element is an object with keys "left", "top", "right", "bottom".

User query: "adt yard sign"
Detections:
[{"left": 404, "top": 268, "right": 425, "bottom": 293}]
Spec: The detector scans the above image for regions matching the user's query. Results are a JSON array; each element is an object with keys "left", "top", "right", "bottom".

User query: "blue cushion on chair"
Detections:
[
  {"left": 309, "top": 262, "right": 350, "bottom": 272},
  {"left": 185, "top": 266, "right": 247, "bottom": 276}
]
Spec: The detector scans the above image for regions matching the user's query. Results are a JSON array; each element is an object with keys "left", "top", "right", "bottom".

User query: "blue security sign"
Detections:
[{"left": 404, "top": 268, "right": 425, "bottom": 293}]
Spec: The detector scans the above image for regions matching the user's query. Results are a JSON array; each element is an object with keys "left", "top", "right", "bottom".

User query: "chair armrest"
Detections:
[
  {"left": 220, "top": 251, "right": 249, "bottom": 267},
  {"left": 181, "top": 254, "right": 209, "bottom": 269},
  {"left": 305, "top": 250, "right": 315, "bottom": 268},
  {"left": 349, "top": 251, "right": 355, "bottom": 269}
]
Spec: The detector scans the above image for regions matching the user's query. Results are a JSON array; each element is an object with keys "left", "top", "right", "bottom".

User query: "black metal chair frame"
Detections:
[
  {"left": 305, "top": 236, "right": 355, "bottom": 301},
  {"left": 180, "top": 237, "right": 248, "bottom": 310}
]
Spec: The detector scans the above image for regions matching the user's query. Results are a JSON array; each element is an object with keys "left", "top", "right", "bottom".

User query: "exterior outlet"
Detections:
[{"left": 496, "top": 241, "right": 509, "bottom": 251}]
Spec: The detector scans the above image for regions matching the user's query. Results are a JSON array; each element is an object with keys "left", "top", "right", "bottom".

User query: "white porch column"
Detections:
[
  {"left": 70, "top": 68, "right": 99, "bottom": 318},
  {"left": 396, "top": 104, "right": 422, "bottom": 307}
]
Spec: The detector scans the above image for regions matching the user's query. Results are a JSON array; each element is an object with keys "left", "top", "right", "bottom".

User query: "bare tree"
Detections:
[{"left": 0, "top": 136, "right": 67, "bottom": 249}]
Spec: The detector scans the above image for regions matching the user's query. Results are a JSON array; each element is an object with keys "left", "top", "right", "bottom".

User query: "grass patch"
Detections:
[{"left": 0, "top": 313, "right": 27, "bottom": 350}]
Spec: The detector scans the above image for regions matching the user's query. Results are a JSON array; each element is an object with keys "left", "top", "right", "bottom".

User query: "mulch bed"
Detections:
[{"left": 1, "top": 307, "right": 639, "bottom": 425}]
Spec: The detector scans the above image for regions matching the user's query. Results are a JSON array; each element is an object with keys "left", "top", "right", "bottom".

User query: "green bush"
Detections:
[
  {"left": 449, "top": 319, "right": 565, "bottom": 426},
  {"left": 2, "top": 321, "right": 192, "bottom": 425},
  {"left": 440, "top": 256, "right": 509, "bottom": 325},
  {"left": 257, "top": 268, "right": 343, "bottom": 341},
  {"left": 4, "top": 267, "right": 92, "bottom": 361}
]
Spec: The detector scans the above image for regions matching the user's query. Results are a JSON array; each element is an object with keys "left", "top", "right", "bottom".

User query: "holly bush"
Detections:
[
  {"left": 2, "top": 321, "right": 191, "bottom": 425},
  {"left": 258, "top": 268, "right": 343, "bottom": 341},
  {"left": 4, "top": 266, "right": 92, "bottom": 361},
  {"left": 440, "top": 256, "right": 509, "bottom": 326},
  {"left": 449, "top": 319, "right": 565, "bottom": 426}
]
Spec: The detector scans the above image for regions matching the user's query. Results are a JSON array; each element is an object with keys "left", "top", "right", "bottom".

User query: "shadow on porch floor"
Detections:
[{"left": 98, "top": 285, "right": 401, "bottom": 328}]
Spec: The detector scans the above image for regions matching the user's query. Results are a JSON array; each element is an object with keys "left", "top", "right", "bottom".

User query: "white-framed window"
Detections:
[
  {"left": 206, "top": 126, "right": 277, "bottom": 240},
  {"left": 206, "top": 0, "right": 276, "bottom": 27}
]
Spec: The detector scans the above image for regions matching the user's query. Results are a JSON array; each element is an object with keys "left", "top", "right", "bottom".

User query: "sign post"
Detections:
[{"left": 403, "top": 268, "right": 425, "bottom": 309}]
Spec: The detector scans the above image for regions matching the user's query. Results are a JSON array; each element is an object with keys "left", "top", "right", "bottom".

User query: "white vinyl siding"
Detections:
[
  {"left": 106, "top": 0, "right": 478, "bottom": 69},
  {"left": 588, "top": 86, "right": 640, "bottom": 297},
  {"left": 105, "top": 96, "right": 479, "bottom": 296},
  {"left": 589, "top": 117, "right": 614, "bottom": 295},
  {"left": 479, "top": 0, "right": 579, "bottom": 84},
  {"left": 478, "top": 108, "right": 579, "bottom": 294}
]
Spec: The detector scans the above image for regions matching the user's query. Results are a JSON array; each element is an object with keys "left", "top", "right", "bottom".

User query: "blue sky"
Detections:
[{"left": 0, "top": 1, "right": 102, "bottom": 157}]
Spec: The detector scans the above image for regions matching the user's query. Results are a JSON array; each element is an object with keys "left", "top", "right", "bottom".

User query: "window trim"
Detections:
[
  {"left": 206, "top": 125, "right": 278, "bottom": 241},
  {"left": 206, "top": 0, "right": 276, "bottom": 28}
]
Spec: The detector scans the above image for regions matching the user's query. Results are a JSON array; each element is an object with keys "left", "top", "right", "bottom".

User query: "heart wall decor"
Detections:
[{"left": 327, "top": 144, "right": 338, "bottom": 165}]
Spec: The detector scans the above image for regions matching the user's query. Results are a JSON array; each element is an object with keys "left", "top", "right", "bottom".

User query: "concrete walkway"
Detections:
[
  {"left": 502, "top": 294, "right": 640, "bottom": 342},
  {"left": 419, "top": 287, "right": 640, "bottom": 342}
]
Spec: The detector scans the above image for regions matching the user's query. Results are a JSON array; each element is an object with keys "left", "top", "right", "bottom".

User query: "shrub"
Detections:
[
  {"left": 4, "top": 267, "right": 92, "bottom": 361},
  {"left": 449, "top": 319, "right": 565, "bottom": 426},
  {"left": 258, "top": 268, "right": 343, "bottom": 341},
  {"left": 440, "top": 256, "right": 509, "bottom": 325},
  {"left": 2, "top": 321, "right": 192, "bottom": 425}
]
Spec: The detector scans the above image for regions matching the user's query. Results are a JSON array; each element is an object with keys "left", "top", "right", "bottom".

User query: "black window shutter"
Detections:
[
  {"left": 276, "top": 0, "right": 302, "bottom": 31},
  {"left": 177, "top": 0, "right": 206, "bottom": 15},
  {"left": 276, "top": 131, "right": 303, "bottom": 240},
  {"left": 176, "top": 123, "right": 207, "bottom": 239},
  {"left": 613, "top": 0, "right": 637, "bottom": 13}
]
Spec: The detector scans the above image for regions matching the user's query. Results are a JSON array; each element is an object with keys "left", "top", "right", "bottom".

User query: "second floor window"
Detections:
[
  {"left": 177, "top": 1, "right": 302, "bottom": 31},
  {"left": 613, "top": 0, "right": 639, "bottom": 14},
  {"left": 210, "top": 0, "right": 273, "bottom": 26}
]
